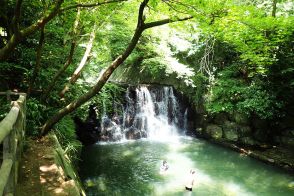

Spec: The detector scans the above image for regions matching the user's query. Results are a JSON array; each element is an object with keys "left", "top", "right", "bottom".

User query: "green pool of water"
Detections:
[{"left": 79, "top": 137, "right": 294, "bottom": 196}]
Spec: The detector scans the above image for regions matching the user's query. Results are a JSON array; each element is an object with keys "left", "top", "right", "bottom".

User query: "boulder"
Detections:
[
  {"left": 205, "top": 124, "right": 223, "bottom": 139},
  {"left": 214, "top": 113, "right": 228, "bottom": 125},
  {"left": 222, "top": 121, "right": 238, "bottom": 142},
  {"left": 251, "top": 117, "right": 268, "bottom": 131},
  {"left": 280, "top": 136, "right": 294, "bottom": 148},
  {"left": 240, "top": 137, "right": 257, "bottom": 146},
  {"left": 238, "top": 126, "right": 252, "bottom": 137},
  {"left": 230, "top": 112, "right": 249, "bottom": 125},
  {"left": 195, "top": 127, "right": 204, "bottom": 135},
  {"left": 253, "top": 129, "right": 269, "bottom": 143}
]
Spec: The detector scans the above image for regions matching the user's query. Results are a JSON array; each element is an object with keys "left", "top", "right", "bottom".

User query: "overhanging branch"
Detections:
[
  {"left": 143, "top": 16, "right": 193, "bottom": 30},
  {"left": 59, "top": 0, "right": 128, "bottom": 13},
  {"left": 39, "top": 0, "right": 194, "bottom": 135},
  {"left": 22, "top": 0, "right": 63, "bottom": 37}
]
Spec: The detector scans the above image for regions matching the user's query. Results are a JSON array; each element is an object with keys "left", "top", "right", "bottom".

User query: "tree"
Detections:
[
  {"left": 41, "top": 7, "right": 81, "bottom": 101},
  {"left": 0, "top": 0, "right": 127, "bottom": 60},
  {"left": 59, "top": 25, "right": 96, "bottom": 98},
  {"left": 27, "top": 26, "right": 45, "bottom": 97},
  {"left": 41, "top": 0, "right": 192, "bottom": 135}
]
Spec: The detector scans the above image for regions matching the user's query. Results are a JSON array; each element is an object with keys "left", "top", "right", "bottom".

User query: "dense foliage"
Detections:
[
  {"left": 0, "top": 0, "right": 293, "bottom": 145},
  {"left": 168, "top": 0, "right": 294, "bottom": 122}
]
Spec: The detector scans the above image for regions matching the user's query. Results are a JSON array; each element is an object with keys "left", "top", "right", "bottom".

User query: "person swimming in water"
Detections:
[
  {"left": 185, "top": 169, "right": 196, "bottom": 191},
  {"left": 160, "top": 160, "right": 169, "bottom": 174}
]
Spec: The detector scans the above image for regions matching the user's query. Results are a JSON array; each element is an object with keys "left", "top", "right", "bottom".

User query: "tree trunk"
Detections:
[
  {"left": 41, "top": 28, "right": 143, "bottom": 136},
  {"left": 272, "top": 0, "right": 277, "bottom": 17},
  {"left": 42, "top": 8, "right": 81, "bottom": 101},
  {"left": 41, "top": 0, "right": 192, "bottom": 136},
  {"left": 42, "top": 41, "right": 77, "bottom": 101},
  {"left": 27, "top": 26, "right": 45, "bottom": 97},
  {"left": 59, "top": 25, "right": 96, "bottom": 98}
]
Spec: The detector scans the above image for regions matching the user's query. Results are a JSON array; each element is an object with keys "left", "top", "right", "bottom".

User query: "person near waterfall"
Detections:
[
  {"left": 185, "top": 169, "right": 196, "bottom": 191},
  {"left": 160, "top": 160, "right": 169, "bottom": 174}
]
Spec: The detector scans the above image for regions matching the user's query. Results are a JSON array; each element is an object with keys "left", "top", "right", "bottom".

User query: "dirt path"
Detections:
[{"left": 16, "top": 136, "right": 80, "bottom": 196}]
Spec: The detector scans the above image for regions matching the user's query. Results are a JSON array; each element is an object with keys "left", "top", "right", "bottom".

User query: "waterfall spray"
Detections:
[{"left": 100, "top": 85, "right": 187, "bottom": 141}]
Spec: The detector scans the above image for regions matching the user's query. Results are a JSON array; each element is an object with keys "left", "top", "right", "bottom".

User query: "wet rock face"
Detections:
[
  {"left": 73, "top": 104, "right": 100, "bottom": 145},
  {"left": 125, "top": 127, "right": 146, "bottom": 140},
  {"left": 73, "top": 116, "right": 99, "bottom": 146}
]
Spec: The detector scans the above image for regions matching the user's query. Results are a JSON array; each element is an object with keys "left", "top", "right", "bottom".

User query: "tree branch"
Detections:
[
  {"left": 13, "top": 0, "right": 23, "bottom": 35},
  {"left": 59, "top": 0, "right": 128, "bottom": 13},
  {"left": 27, "top": 27, "right": 45, "bottom": 97},
  {"left": 0, "top": 0, "right": 64, "bottom": 60},
  {"left": 59, "top": 25, "right": 96, "bottom": 98},
  {"left": 40, "top": 0, "right": 193, "bottom": 136},
  {"left": 42, "top": 8, "right": 81, "bottom": 101},
  {"left": 163, "top": 0, "right": 191, "bottom": 15},
  {"left": 0, "top": 0, "right": 128, "bottom": 60},
  {"left": 21, "top": 0, "right": 63, "bottom": 38},
  {"left": 143, "top": 16, "right": 193, "bottom": 30},
  {"left": 137, "top": 0, "right": 148, "bottom": 28}
]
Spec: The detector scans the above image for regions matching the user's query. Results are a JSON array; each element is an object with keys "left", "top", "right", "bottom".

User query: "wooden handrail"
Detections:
[
  {"left": 0, "top": 92, "right": 26, "bottom": 95},
  {"left": 0, "top": 92, "right": 26, "bottom": 196},
  {"left": 0, "top": 106, "right": 20, "bottom": 143}
]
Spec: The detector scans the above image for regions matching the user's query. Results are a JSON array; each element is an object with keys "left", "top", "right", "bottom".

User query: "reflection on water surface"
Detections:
[{"left": 79, "top": 137, "right": 294, "bottom": 196}]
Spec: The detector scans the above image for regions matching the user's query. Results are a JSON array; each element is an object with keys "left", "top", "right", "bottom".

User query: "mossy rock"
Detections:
[
  {"left": 205, "top": 124, "right": 223, "bottom": 139},
  {"left": 231, "top": 112, "right": 249, "bottom": 125},
  {"left": 238, "top": 126, "right": 252, "bottom": 137},
  {"left": 222, "top": 121, "right": 239, "bottom": 141},
  {"left": 213, "top": 113, "right": 228, "bottom": 125}
]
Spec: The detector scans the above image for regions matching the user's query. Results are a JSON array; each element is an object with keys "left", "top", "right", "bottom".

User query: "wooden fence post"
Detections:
[
  {"left": 3, "top": 129, "right": 15, "bottom": 194},
  {"left": 0, "top": 93, "right": 26, "bottom": 196}
]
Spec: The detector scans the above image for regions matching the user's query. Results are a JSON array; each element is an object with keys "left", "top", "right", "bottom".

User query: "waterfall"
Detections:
[
  {"left": 100, "top": 85, "right": 187, "bottom": 141},
  {"left": 184, "top": 108, "right": 188, "bottom": 133}
]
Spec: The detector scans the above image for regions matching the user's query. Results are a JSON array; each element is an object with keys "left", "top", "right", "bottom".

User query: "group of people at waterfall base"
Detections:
[{"left": 160, "top": 160, "right": 196, "bottom": 192}]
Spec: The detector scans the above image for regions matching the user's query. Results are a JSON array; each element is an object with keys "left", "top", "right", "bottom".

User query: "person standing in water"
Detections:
[
  {"left": 160, "top": 160, "right": 169, "bottom": 174},
  {"left": 185, "top": 170, "right": 196, "bottom": 191}
]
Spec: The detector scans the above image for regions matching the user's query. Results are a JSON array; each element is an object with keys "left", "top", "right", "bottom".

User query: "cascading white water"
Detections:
[
  {"left": 133, "top": 86, "right": 180, "bottom": 139},
  {"left": 100, "top": 85, "right": 186, "bottom": 141},
  {"left": 184, "top": 108, "right": 188, "bottom": 134}
]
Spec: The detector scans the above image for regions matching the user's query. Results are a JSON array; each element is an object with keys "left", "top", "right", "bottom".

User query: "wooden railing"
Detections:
[{"left": 0, "top": 92, "right": 26, "bottom": 196}]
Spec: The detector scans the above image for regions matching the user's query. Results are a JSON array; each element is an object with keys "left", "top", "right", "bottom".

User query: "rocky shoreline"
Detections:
[
  {"left": 192, "top": 108, "right": 294, "bottom": 174},
  {"left": 203, "top": 137, "right": 294, "bottom": 173}
]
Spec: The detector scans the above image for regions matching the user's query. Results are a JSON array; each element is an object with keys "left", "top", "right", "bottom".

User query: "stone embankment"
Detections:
[{"left": 195, "top": 111, "right": 294, "bottom": 172}]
